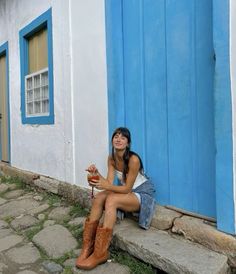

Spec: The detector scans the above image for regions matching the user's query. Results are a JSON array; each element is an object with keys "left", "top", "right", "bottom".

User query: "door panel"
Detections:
[
  {"left": 166, "top": 0, "right": 194, "bottom": 210},
  {"left": 122, "top": 1, "right": 146, "bottom": 163},
  {"left": 144, "top": 0, "right": 170, "bottom": 204},
  {"left": 0, "top": 53, "right": 10, "bottom": 162},
  {"left": 106, "top": 0, "right": 215, "bottom": 217}
]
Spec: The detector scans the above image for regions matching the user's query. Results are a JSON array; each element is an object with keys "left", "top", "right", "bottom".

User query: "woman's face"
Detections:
[{"left": 112, "top": 133, "right": 129, "bottom": 151}]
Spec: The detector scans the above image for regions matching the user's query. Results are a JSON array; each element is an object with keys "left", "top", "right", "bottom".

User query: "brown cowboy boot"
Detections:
[
  {"left": 77, "top": 225, "right": 113, "bottom": 270},
  {"left": 75, "top": 218, "right": 99, "bottom": 267}
]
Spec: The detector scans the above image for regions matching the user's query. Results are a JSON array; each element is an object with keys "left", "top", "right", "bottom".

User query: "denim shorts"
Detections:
[
  {"left": 132, "top": 180, "right": 155, "bottom": 199},
  {"left": 132, "top": 179, "right": 156, "bottom": 229}
]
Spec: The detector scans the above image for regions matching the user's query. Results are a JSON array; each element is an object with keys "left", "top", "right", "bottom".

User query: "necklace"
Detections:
[{"left": 116, "top": 155, "right": 123, "bottom": 162}]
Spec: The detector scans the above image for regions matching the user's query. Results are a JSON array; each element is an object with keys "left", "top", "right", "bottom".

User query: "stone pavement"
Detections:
[
  {"left": 0, "top": 174, "right": 234, "bottom": 274},
  {"left": 0, "top": 178, "right": 132, "bottom": 274}
]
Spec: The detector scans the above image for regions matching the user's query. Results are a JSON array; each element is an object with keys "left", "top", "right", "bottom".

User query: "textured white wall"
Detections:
[
  {"left": 230, "top": 0, "right": 236, "bottom": 231},
  {"left": 0, "top": 0, "right": 74, "bottom": 183},
  {"left": 0, "top": 0, "right": 108, "bottom": 186},
  {"left": 70, "top": 0, "right": 109, "bottom": 187}
]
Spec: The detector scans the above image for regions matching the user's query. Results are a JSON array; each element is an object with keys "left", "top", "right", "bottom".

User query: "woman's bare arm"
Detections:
[{"left": 91, "top": 155, "right": 140, "bottom": 193}]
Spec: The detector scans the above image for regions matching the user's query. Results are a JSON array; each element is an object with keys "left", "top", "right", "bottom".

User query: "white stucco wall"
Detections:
[
  {"left": 0, "top": 0, "right": 108, "bottom": 187},
  {"left": 70, "top": 0, "right": 109, "bottom": 187},
  {"left": 230, "top": 0, "right": 236, "bottom": 231},
  {"left": 0, "top": 0, "right": 74, "bottom": 183}
]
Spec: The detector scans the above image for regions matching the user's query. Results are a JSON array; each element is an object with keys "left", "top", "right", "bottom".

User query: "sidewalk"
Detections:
[{"left": 0, "top": 176, "right": 138, "bottom": 274}]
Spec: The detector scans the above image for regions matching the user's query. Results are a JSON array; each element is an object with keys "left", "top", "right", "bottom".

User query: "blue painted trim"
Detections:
[
  {"left": 0, "top": 41, "right": 11, "bottom": 163},
  {"left": 213, "top": 0, "right": 235, "bottom": 234},
  {"left": 19, "top": 8, "right": 54, "bottom": 125}
]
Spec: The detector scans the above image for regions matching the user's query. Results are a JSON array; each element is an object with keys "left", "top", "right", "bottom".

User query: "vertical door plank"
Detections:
[
  {"left": 144, "top": 0, "right": 169, "bottom": 203},
  {"left": 122, "top": 0, "right": 146, "bottom": 162},
  {"left": 106, "top": 0, "right": 126, "bottom": 135},
  {"left": 195, "top": 0, "right": 215, "bottom": 216},
  {"left": 166, "top": 0, "right": 194, "bottom": 210}
]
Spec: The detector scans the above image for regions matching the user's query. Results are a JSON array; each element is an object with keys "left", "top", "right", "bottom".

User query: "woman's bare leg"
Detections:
[
  {"left": 102, "top": 193, "right": 140, "bottom": 229},
  {"left": 88, "top": 191, "right": 110, "bottom": 222}
]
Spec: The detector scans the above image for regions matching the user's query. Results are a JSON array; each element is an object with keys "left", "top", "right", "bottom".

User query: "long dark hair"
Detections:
[{"left": 111, "top": 127, "right": 144, "bottom": 181}]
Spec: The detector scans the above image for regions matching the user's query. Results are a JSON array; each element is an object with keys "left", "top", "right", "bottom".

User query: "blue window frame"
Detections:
[{"left": 19, "top": 8, "right": 54, "bottom": 124}]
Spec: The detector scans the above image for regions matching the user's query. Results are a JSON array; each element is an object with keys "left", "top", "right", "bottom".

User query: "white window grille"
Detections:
[{"left": 25, "top": 68, "right": 49, "bottom": 117}]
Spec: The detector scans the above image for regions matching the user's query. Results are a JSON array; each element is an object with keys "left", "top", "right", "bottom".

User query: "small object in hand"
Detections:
[{"left": 87, "top": 172, "right": 99, "bottom": 199}]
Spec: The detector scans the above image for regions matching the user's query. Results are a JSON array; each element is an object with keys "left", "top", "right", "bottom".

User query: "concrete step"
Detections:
[{"left": 112, "top": 219, "right": 230, "bottom": 274}]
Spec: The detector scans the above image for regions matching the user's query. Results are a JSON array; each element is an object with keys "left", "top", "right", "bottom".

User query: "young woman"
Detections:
[{"left": 76, "top": 127, "right": 156, "bottom": 270}]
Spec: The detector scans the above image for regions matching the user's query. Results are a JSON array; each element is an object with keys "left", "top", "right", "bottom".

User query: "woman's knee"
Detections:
[
  {"left": 105, "top": 193, "right": 119, "bottom": 209},
  {"left": 92, "top": 191, "right": 107, "bottom": 207}
]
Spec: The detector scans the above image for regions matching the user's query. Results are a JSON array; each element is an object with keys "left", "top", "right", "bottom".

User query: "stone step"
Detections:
[{"left": 112, "top": 219, "right": 230, "bottom": 274}]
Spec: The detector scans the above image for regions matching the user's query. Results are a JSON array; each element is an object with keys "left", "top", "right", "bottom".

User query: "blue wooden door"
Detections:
[{"left": 106, "top": 0, "right": 216, "bottom": 218}]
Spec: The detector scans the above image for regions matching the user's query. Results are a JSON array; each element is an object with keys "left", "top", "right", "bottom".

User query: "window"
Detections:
[
  {"left": 25, "top": 68, "right": 49, "bottom": 116},
  {"left": 19, "top": 8, "right": 54, "bottom": 124}
]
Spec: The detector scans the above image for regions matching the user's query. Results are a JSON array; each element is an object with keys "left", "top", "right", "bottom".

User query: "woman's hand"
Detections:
[
  {"left": 86, "top": 164, "right": 98, "bottom": 173},
  {"left": 89, "top": 176, "right": 110, "bottom": 191}
]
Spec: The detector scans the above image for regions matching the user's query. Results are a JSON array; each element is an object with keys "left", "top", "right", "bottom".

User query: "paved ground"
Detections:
[
  {"left": 0, "top": 176, "right": 231, "bottom": 274},
  {"left": 0, "top": 176, "right": 135, "bottom": 274}
]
